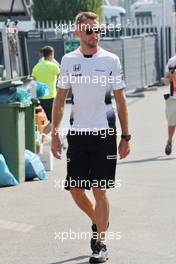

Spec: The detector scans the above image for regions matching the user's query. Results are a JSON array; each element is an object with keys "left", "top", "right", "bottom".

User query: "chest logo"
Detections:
[{"left": 73, "top": 64, "right": 81, "bottom": 71}]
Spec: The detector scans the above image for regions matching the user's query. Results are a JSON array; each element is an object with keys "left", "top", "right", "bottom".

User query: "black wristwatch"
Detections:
[{"left": 121, "top": 134, "right": 131, "bottom": 142}]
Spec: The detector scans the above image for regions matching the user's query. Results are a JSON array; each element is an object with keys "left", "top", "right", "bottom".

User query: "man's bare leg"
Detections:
[
  {"left": 165, "top": 125, "right": 176, "bottom": 155},
  {"left": 168, "top": 125, "right": 176, "bottom": 142},
  {"left": 92, "top": 188, "right": 109, "bottom": 243},
  {"left": 70, "top": 188, "right": 96, "bottom": 224}
]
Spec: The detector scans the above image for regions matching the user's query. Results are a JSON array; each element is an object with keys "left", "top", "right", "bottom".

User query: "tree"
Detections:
[
  {"left": 32, "top": 0, "right": 59, "bottom": 21},
  {"left": 86, "top": 0, "right": 104, "bottom": 21},
  {"left": 32, "top": 0, "right": 103, "bottom": 21}
]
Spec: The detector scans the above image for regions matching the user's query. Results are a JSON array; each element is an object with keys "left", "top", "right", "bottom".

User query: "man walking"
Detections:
[
  {"left": 51, "top": 12, "right": 130, "bottom": 263},
  {"left": 164, "top": 55, "right": 176, "bottom": 155},
  {"left": 32, "top": 46, "right": 60, "bottom": 136}
]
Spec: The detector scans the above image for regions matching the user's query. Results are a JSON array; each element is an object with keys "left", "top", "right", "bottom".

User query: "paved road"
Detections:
[{"left": 0, "top": 87, "right": 176, "bottom": 264}]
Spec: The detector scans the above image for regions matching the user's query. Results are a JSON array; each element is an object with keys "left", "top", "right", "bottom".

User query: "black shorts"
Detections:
[
  {"left": 40, "top": 98, "right": 54, "bottom": 122},
  {"left": 65, "top": 130, "right": 117, "bottom": 190}
]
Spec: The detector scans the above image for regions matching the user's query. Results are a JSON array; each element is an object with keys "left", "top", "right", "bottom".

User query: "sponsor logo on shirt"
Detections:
[
  {"left": 73, "top": 64, "right": 81, "bottom": 71},
  {"left": 71, "top": 73, "right": 82, "bottom": 77},
  {"left": 95, "top": 69, "right": 106, "bottom": 72}
]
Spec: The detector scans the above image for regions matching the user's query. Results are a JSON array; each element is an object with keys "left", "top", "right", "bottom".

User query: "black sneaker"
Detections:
[
  {"left": 90, "top": 223, "right": 109, "bottom": 251},
  {"left": 89, "top": 242, "right": 108, "bottom": 263},
  {"left": 165, "top": 141, "right": 172, "bottom": 155}
]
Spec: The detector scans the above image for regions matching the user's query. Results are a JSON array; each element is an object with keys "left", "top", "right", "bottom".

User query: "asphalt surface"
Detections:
[{"left": 0, "top": 87, "right": 176, "bottom": 264}]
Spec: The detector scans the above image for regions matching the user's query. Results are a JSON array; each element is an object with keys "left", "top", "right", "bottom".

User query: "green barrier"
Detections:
[{"left": 0, "top": 103, "right": 27, "bottom": 183}]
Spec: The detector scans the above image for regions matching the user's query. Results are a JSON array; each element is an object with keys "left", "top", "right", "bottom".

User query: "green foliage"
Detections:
[
  {"left": 85, "top": 0, "right": 104, "bottom": 22},
  {"left": 32, "top": 0, "right": 59, "bottom": 21},
  {"left": 32, "top": 0, "right": 103, "bottom": 21}
]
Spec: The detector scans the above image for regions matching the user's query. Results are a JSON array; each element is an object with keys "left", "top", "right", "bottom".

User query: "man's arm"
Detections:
[
  {"left": 113, "top": 88, "right": 130, "bottom": 159},
  {"left": 51, "top": 88, "right": 69, "bottom": 159},
  {"left": 113, "top": 88, "right": 129, "bottom": 134}
]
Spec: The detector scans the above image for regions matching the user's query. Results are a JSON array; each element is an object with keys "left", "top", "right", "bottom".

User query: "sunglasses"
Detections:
[{"left": 84, "top": 28, "right": 102, "bottom": 35}]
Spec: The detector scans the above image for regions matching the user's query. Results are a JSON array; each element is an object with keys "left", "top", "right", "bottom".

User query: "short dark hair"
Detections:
[
  {"left": 42, "top": 46, "right": 54, "bottom": 58},
  {"left": 75, "top": 12, "right": 99, "bottom": 26}
]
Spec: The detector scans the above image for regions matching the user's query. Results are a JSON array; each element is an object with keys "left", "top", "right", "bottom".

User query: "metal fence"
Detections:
[
  {"left": 0, "top": 28, "right": 159, "bottom": 92},
  {"left": 101, "top": 36, "right": 159, "bottom": 91},
  {"left": 35, "top": 19, "right": 174, "bottom": 72}
]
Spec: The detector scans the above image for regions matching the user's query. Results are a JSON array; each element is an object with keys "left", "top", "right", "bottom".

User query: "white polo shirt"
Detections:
[{"left": 57, "top": 47, "right": 126, "bottom": 130}]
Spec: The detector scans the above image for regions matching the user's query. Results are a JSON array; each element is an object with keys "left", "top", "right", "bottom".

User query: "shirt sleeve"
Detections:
[
  {"left": 53, "top": 64, "right": 60, "bottom": 76},
  {"left": 111, "top": 56, "right": 126, "bottom": 90},
  {"left": 56, "top": 56, "right": 71, "bottom": 89},
  {"left": 53, "top": 58, "right": 60, "bottom": 67}
]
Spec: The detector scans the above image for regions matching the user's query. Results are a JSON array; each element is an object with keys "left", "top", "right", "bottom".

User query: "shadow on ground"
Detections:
[
  {"left": 50, "top": 255, "right": 90, "bottom": 264},
  {"left": 118, "top": 155, "right": 176, "bottom": 165}
]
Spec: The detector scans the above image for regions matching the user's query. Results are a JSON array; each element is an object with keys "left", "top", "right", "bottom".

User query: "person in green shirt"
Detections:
[{"left": 32, "top": 46, "right": 60, "bottom": 136}]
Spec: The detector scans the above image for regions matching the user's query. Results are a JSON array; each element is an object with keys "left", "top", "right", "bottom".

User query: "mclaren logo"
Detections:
[
  {"left": 73, "top": 64, "right": 81, "bottom": 71},
  {"left": 106, "top": 155, "right": 117, "bottom": 160}
]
